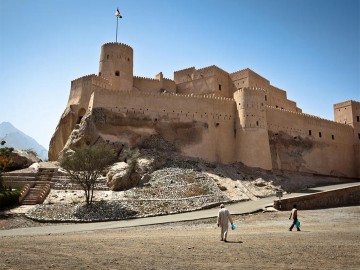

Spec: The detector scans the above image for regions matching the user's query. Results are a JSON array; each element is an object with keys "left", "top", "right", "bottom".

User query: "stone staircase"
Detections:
[
  {"left": 3, "top": 166, "right": 109, "bottom": 205},
  {"left": 3, "top": 167, "right": 58, "bottom": 205},
  {"left": 20, "top": 182, "right": 51, "bottom": 205}
]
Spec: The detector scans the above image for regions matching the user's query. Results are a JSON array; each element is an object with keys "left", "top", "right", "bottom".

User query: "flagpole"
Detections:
[
  {"left": 116, "top": 16, "right": 118, "bottom": 43},
  {"left": 115, "top": 8, "right": 122, "bottom": 43}
]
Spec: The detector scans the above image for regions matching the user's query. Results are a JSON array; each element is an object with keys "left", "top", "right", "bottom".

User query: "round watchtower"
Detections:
[
  {"left": 233, "top": 87, "right": 272, "bottom": 170},
  {"left": 98, "top": 42, "right": 133, "bottom": 91}
]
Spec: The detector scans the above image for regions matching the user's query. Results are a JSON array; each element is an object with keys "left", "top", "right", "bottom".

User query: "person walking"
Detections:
[
  {"left": 289, "top": 204, "right": 300, "bottom": 231},
  {"left": 217, "top": 204, "right": 234, "bottom": 242}
]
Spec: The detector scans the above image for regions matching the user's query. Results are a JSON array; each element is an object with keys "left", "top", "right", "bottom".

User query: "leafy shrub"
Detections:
[{"left": 0, "top": 189, "right": 20, "bottom": 209}]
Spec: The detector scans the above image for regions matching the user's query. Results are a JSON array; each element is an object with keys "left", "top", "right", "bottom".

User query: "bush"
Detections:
[{"left": 0, "top": 189, "right": 20, "bottom": 209}]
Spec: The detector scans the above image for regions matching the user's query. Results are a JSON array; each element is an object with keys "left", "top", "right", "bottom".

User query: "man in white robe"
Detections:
[{"left": 217, "top": 204, "right": 233, "bottom": 242}]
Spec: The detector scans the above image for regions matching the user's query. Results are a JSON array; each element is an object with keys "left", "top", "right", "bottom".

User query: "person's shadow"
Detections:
[{"left": 225, "top": 240, "right": 243, "bottom": 244}]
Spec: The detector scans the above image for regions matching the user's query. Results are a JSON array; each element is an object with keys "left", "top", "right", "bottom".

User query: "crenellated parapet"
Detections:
[
  {"left": 266, "top": 104, "right": 354, "bottom": 146},
  {"left": 133, "top": 75, "right": 158, "bottom": 82},
  {"left": 163, "top": 77, "right": 174, "bottom": 82},
  {"left": 334, "top": 100, "right": 359, "bottom": 109},
  {"left": 102, "top": 42, "right": 133, "bottom": 51},
  {"left": 234, "top": 86, "right": 267, "bottom": 94},
  {"left": 230, "top": 68, "right": 269, "bottom": 84},
  {"left": 197, "top": 65, "right": 229, "bottom": 77},
  {"left": 71, "top": 74, "right": 112, "bottom": 90},
  {"left": 91, "top": 75, "right": 112, "bottom": 89},
  {"left": 71, "top": 74, "right": 97, "bottom": 88},
  {"left": 266, "top": 105, "right": 351, "bottom": 129},
  {"left": 92, "top": 87, "right": 234, "bottom": 105}
]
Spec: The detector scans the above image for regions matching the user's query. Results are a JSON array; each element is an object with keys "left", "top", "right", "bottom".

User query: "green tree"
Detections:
[{"left": 60, "top": 144, "right": 115, "bottom": 205}]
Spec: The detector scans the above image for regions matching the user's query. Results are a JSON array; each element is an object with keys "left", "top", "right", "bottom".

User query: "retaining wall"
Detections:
[{"left": 273, "top": 184, "right": 360, "bottom": 210}]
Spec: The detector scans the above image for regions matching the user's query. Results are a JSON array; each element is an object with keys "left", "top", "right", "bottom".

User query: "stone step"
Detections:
[
  {"left": 2, "top": 172, "right": 37, "bottom": 177},
  {"left": 22, "top": 199, "right": 38, "bottom": 205},
  {"left": 20, "top": 182, "right": 51, "bottom": 205},
  {"left": 2, "top": 176, "right": 37, "bottom": 181}
]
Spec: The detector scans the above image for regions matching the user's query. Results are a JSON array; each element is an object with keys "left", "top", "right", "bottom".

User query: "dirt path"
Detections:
[{"left": 1, "top": 206, "right": 359, "bottom": 270}]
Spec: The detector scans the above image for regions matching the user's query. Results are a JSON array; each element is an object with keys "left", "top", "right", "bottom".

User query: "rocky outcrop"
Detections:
[
  {"left": 0, "top": 148, "right": 40, "bottom": 172},
  {"left": 106, "top": 155, "right": 160, "bottom": 191},
  {"left": 106, "top": 162, "right": 133, "bottom": 191},
  {"left": 49, "top": 107, "right": 78, "bottom": 161}
]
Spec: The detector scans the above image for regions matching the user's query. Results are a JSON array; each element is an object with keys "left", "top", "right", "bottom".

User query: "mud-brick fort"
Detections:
[{"left": 49, "top": 42, "right": 360, "bottom": 178}]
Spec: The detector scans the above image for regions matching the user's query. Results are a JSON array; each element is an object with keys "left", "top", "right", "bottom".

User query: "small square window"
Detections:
[
  {"left": 309, "top": 130, "right": 312, "bottom": 136},
  {"left": 357, "top": 116, "right": 360, "bottom": 122},
  {"left": 319, "top": 132, "right": 322, "bottom": 138},
  {"left": 331, "top": 135, "right": 335, "bottom": 140},
  {"left": 219, "top": 84, "right": 222, "bottom": 91}
]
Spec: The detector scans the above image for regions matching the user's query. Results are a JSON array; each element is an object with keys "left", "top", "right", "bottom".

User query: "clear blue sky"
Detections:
[{"left": 0, "top": 0, "right": 359, "bottom": 149}]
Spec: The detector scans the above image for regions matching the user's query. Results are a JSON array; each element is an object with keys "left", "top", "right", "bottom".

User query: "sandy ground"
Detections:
[{"left": 1, "top": 206, "right": 359, "bottom": 270}]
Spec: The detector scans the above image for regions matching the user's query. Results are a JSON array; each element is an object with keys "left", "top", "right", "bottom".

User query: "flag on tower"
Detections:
[{"left": 115, "top": 8, "right": 122, "bottom": 18}]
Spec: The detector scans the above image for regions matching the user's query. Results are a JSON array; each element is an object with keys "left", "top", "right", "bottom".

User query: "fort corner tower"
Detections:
[{"left": 98, "top": 43, "right": 134, "bottom": 91}]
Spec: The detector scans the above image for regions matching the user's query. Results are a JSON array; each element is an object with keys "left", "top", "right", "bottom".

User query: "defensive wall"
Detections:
[
  {"left": 175, "top": 65, "right": 233, "bottom": 98},
  {"left": 91, "top": 89, "right": 236, "bottom": 163},
  {"left": 273, "top": 184, "right": 360, "bottom": 210},
  {"left": 266, "top": 106, "right": 356, "bottom": 177},
  {"left": 133, "top": 75, "right": 176, "bottom": 94}
]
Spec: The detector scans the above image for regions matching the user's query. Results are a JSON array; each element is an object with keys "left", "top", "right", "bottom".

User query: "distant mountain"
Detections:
[{"left": 0, "top": 121, "right": 48, "bottom": 160}]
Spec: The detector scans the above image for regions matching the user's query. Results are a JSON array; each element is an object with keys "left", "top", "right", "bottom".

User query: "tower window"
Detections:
[
  {"left": 357, "top": 116, "right": 359, "bottom": 122},
  {"left": 265, "top": 95, "right": 267, "bottom": 101},
  {"left": 358, "top": 133, "right": 360, "bottom": 139},
  {"left": 256, "top": 121, "right": 259, "bottom": 126},
  {"left": 332, "top": 135, "right": 335, "bottom": 140},
  {"left": 319, "top": 132, "right": 322, "bottom": 138},
  {"left": 309, "top": 130, "right": 312, "bottom": 136},
  {"left": 219, "top": 84, "right": 222, "bottom": 91},
  {"left": 107, "top": 54, "right": 109, "bottom": 59},
  {"left": 115, "top": 71, "right": 120, "bottom": 76}
]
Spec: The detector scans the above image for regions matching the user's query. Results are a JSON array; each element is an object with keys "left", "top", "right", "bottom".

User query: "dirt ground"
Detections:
[{"left": 1, "top": 206, "right": 359, "bottom": 270}]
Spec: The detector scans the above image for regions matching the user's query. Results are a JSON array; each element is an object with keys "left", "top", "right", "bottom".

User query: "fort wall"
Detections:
[
  {"left": 230, "top": 69, "right": 270, "bottom": 91},
  {"left": 91, "top": 89, "right": 236, "bottom": 163},
  {"left": 133, "top": 76, "right": 176, "bottom": 93},
  {"left": 174, "top": 67, "right": 196, "bottom": 84},
  {"left": 175, "top": 66, "right": 232, "bottom": 98},
  {"left": 266, "top": 106, "right": 356, "bottom": 177}
]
